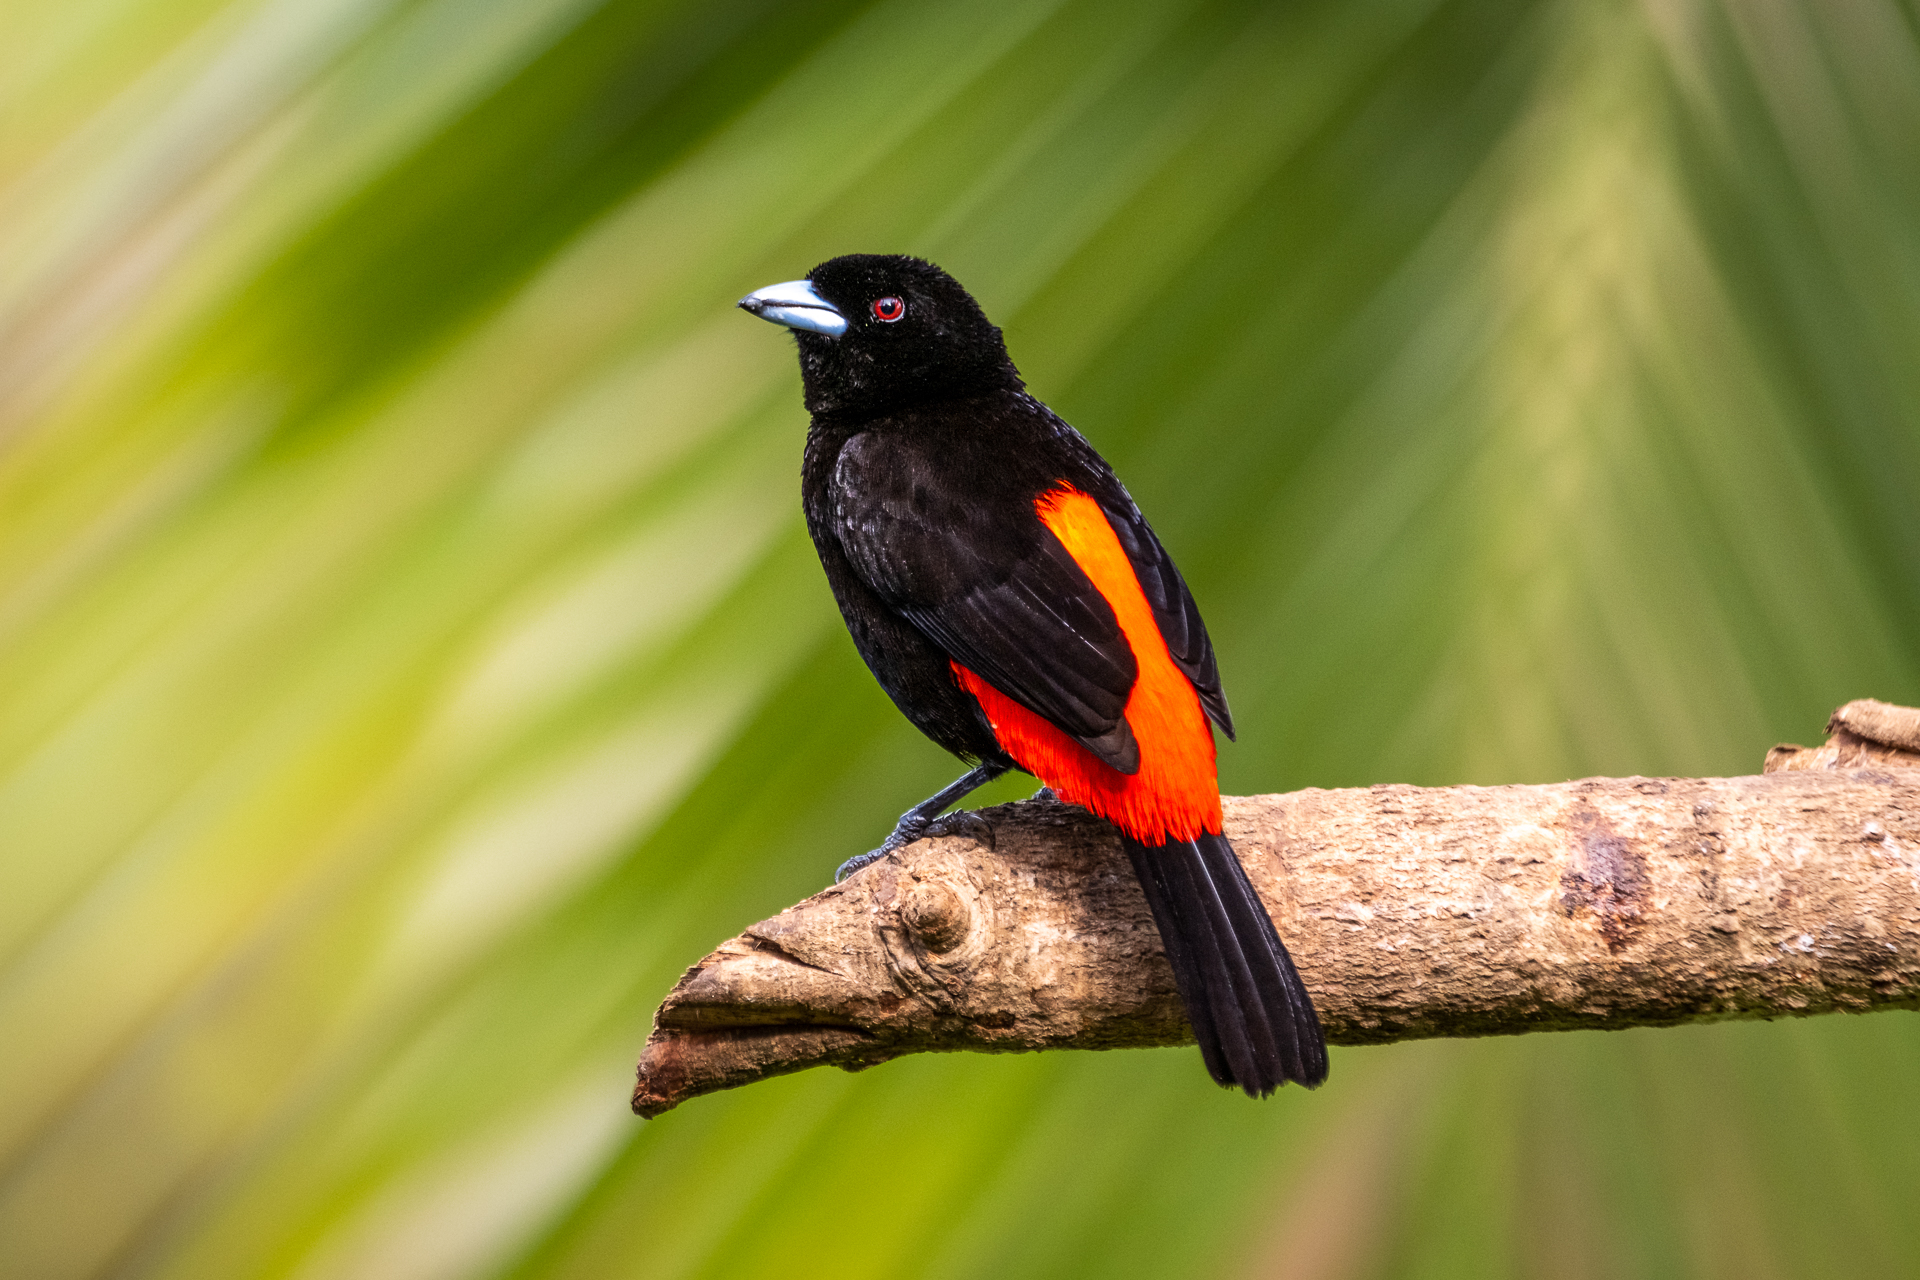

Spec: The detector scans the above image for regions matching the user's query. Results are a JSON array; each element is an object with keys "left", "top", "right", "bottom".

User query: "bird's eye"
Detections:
[{"left": 871, "top": 296, "right": 906, "bottom": 322}]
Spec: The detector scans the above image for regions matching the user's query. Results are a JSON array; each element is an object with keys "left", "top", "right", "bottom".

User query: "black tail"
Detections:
[{"left": 1124, "top": 831, "right": 1328, "bottom": 1095}]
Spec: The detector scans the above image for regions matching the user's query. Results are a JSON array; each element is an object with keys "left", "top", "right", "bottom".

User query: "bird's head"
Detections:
[{"left": 738, "top": 254, "right": 1022, "bottom": 417}]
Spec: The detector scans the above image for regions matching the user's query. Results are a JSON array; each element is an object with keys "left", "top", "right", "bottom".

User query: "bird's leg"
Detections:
[
  {"left": 1029, "top": 786, "right": 1058, "bottom": 803},
  {"left": 836, "top": 757, "right": 1012, "bottom": 882}
]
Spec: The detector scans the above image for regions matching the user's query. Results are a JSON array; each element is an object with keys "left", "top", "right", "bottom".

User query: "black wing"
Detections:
[{"left": 830, "top": 433, "right": 1143, "bottom": 773}]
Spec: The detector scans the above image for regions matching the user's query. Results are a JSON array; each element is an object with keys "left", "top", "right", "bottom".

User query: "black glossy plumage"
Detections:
[{"left": 763, "top": 253, "right": 1324, "bottom": 1094}]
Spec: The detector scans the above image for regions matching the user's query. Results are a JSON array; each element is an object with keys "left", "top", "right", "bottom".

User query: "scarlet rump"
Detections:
[{"left": 740, "top": 254, "right": 1326, "bottom": 1095}]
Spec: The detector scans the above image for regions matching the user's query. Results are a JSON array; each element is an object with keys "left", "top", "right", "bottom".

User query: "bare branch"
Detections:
[{"left": 635, "top": 706, "right": 1920, "bottom": 1117}]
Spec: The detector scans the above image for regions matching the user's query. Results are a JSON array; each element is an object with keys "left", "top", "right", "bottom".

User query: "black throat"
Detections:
[{"left": 793, "top": 328, "right": 1024, "bottom": 421}]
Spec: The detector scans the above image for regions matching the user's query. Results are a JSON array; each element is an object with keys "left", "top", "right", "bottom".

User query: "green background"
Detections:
[{"left": 2, "top": 0, "right": 1917, "bottom": 1275}]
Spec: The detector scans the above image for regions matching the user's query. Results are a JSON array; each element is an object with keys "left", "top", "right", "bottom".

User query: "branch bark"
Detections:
[{"left": 634, "top": 700, "right": 1920, "bottom": 1117}]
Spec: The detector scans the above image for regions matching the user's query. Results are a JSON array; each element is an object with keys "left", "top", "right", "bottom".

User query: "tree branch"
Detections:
[{"left": 634, "top": 701, "right": 1920, "bottom": 1117}]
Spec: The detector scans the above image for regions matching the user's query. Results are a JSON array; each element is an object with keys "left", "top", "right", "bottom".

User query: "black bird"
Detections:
[{"left": 739, "top": 254, "right": 1326, "bottom": 1095}]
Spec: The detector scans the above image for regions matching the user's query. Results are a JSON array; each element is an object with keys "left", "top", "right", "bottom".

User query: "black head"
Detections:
[{"left": 739, "top": 255, "right": 1022, "bottom": 418}]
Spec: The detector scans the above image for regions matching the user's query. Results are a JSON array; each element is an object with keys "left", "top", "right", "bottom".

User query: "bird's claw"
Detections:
[
  {"left": 834, "top": 807, "right": 996, "bottom": 883},
  {"left": 834, "top": 847, "right": 887, "bottom": 882},
  {"left": 927, "top": 808, "right": 995, "bottom": 849},
  {"left": 1029, "top": 786, "right": 1058, "bottom": 804},
  {"left": 834, "top": 815, "right": 924, "bottom": 882}
]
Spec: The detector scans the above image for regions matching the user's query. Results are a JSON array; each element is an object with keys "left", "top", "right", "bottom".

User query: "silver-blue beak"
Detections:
[{"left": 737, "top": 279, "right": 847, "bottom": 337}]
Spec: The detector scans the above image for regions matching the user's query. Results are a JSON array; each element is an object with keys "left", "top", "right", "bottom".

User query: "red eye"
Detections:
[{"left": 871, "top": 296, "right": 906, "bottom": 322}]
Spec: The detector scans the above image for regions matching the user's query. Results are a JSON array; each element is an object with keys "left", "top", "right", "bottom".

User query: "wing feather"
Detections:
[{"left": 832, "top": 434, "right": 1142, "bottom": 771}]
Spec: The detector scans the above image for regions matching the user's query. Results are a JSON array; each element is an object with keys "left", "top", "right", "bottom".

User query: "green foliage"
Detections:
[{"left": 1, "top": 0, "right": 1916, "bottom": 1275}]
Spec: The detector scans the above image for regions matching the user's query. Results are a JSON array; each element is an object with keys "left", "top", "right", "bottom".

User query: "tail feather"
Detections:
[
  {"left": 1200, "top": 834, "right": 1318, "bottom": 1081},
  {"left": 1162, "top": 841, "right": 1277, "bottom": 1089},
  {"left": 1124, "top": 831, "right": 1328, "bottom": 1095},
  {"left": 1126, "top": 847, "right": 1233, "bottom": 1085}
]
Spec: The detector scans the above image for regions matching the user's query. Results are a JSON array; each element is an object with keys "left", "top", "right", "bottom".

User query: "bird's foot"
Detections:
[
  {"left": 1029, "top": 786, "right": 1058, "bottom": 804},
  {"left": 834, "top": 807, "right": 996, "bottom": 883},
  {"left": 834, "top": 814, "right": 928, "bottom": 883},
  {"left": 835, "top": 759, "right": 1013, "bottom": 883}
]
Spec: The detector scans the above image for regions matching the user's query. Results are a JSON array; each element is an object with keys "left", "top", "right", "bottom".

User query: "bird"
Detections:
[{"left": 738, "top": 254, "right": 1327, "bottom": 1095}]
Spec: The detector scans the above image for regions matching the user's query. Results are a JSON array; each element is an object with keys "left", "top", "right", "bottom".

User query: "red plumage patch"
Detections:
[{"left": 953, "top": 486, "right": 1221, "bottom": 843}]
